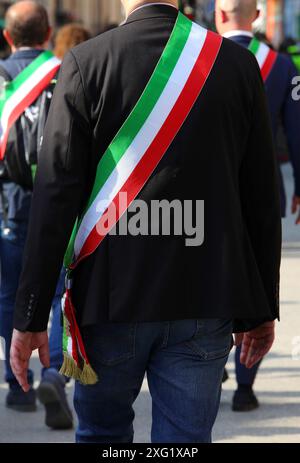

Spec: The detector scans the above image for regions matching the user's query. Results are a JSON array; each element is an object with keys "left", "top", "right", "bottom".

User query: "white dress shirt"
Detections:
[{"left": 223, "top": 30, "right": 254, "bottom": 39}]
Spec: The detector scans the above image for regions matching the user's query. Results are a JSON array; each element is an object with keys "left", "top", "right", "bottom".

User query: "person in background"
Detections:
[
  {"left": 279, "top": 38, "right": 300, "bottom": 74},
  {"left": 0, "top": 29, "right": 9, "bottom": 59},
  {"left": 215, "top": 0, "right": 300, "bottom": 412},
  {"left": 54, "top": 23, "right": 91, "bottom": 61},
  {"left": 0, "top": 1, "right": 72, "bottom": 430},
  {"left": 0, "top": 1, "right": 10, "bottom": 58}
]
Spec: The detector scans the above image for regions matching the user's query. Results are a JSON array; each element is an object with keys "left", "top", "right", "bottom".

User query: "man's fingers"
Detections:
[
  {"left": 15, "top": 372, "right": 30, "bottom": 393},
  {"left": 240, "top": 335, "right": 251, "bottom": 364},
  {"left": 244, "top": 350, "right": 262, "bottom": 369},
  {"left": 291, "top": 197, "right": 300, "bottom": 219},
  {"left": 10, "top": 352, "right": 30, "bottom": 393},
  {"left": 241, "top": 335, "right": 274, "bottom": 368},
  {"left": 234, "top": 333, "right": 244, "bottom": 346},
  {"left": 39, "top": 342, "right": 50, "bottom": 369},
  {"left": 10, "top": 330, "right": 50, "bottom": 392}
]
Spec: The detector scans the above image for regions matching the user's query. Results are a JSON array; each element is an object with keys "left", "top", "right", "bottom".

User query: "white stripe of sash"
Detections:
[{"left": 255, "top": 42, "right": 270, "bottom": 69}]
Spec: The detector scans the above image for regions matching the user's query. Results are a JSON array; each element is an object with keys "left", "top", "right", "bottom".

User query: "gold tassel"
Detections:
[
  {"left": 79, "top": 361, "right": 99, "bottom": 385},
  {"left": 59, "top": 353, "right": 82, "bottom": 381}
]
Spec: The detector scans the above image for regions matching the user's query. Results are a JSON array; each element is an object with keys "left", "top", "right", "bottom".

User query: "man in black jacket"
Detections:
[{"left": 11, "top": 0, "right": 281, "bottom": 443}]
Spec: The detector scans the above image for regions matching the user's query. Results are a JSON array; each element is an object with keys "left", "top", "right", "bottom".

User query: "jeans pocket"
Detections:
[
  {"left": 83, "top": 322, "right": 137, "bottom": 367},
  {"left": 186, "top": 319, "right": 233, "bottom": 360},
  {"left": 189, "top": 319, "right": 205, "bottom": 340}
]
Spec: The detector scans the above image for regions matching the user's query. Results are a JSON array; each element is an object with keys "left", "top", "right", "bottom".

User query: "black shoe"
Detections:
[
  {"left": 232, "top": 386, "right": 259, "bottom": 412},
  {"left": 37, "top": 368, "right": 73, "bottom": 430},
  {"left": 6, "top": 387, "right": 37, "bottom": 412}
]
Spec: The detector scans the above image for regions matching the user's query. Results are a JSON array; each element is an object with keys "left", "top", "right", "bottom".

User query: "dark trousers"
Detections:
[{"left": 235, "top": 345, "right": 262, "bottom": 386}]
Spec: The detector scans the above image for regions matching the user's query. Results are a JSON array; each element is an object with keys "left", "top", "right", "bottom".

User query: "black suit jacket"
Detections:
[{"left": 14, "top": 5, "right": 281, "bottom": 333}]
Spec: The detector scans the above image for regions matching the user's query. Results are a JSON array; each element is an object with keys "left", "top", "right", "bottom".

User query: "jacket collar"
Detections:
[
  {"left": 9, "top": 48, "right": 44, "bottom": 60},
  {"left": 124, "top": 4, "right": 178, "bottom": 26}
]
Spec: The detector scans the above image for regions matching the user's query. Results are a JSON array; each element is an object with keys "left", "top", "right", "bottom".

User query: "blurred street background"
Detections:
[{"left": 0, "top": 1, "right": 300, "bottom": 50}]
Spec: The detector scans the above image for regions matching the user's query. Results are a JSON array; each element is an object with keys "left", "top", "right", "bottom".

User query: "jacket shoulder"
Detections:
[
  {"left": 275, "top": 51, "right": 298, "bottom": 75},
  {"left": 220, "top": 36, "right": 261, "bottom": 72},
  {"left": 71, "top": 26, "right": 131, "bottom": 62},
  {"left": 216, "top": 36, "right": 264, "bottom": 94}
]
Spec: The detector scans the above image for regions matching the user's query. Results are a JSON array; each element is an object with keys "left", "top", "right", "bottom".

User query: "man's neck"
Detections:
[
  {"left": 126, "top": 1, "right": 178, "bottom": 18},
  {"left": 221, "top": 23, "right": 253, "bottom": 36}
]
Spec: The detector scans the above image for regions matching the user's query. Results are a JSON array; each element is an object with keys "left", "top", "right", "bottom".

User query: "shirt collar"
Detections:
[
  {"left": 128, "top": 2, "right": 177, "bottom": 18},
  {"left": 223, "top": 30, "right": 254, "bottom": 39},
  {"left": 11, "top": 48, "right": 44, "bottom": 60},
  {"left": 122, "top": 3, "right": 178, "bottom": 26}
]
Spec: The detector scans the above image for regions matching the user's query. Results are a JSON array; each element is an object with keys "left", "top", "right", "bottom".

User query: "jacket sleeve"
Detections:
[
  {"left": 239, "top": 60, "right": 282, "bottom": 326},
  {"left": 282, "top": 58, "right": 300, "bottom": 197},
  {"left": 14, "top": 51, "right": 92, "bottom": 332}
]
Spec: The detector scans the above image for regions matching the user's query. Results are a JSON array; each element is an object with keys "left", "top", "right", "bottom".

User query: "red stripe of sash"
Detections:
[
  {"left": 261, "top": 49, "right": 278, "bottom": 82},
  {"left": 0, "top": 65, "right": 60, "bottom": 160}
]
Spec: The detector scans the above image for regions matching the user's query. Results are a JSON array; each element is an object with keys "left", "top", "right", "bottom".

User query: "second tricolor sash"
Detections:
[
  {"left": 248, "top": 37, "right": 278, "bottom": 82},
  {"left": 61, "top": 12, "right": 223, "bottom": 384},
  {"left": 0, "top": 50, "right": 61, "bottom": 160}
]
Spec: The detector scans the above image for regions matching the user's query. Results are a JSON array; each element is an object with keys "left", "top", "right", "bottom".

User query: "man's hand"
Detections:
[
  {"left": 291, "top": 195, "right": 300, "bottom": 225},
  {"left": 10, "top": 330, "right": 50, "bottom": 393},
  {"left": 234, "top": 321, "right": 275, "bottom": 369}
]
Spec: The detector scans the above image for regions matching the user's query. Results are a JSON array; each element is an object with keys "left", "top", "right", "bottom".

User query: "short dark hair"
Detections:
[{"left": 5, "top": 2, "right": 50, "bottom": 48}]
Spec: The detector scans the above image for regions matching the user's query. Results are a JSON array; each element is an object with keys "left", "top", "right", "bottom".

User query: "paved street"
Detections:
[{"left": 0, "top": 163, "right": 299, "bottom": 444}]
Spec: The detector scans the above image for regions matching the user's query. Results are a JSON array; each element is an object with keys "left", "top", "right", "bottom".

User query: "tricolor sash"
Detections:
[
  {"left": 248, "top": 37, "right": 278, "bottom": 82},
  {"left": 0, "top": 50, "right": 61, "bottom": 160},
  {"left": 287, "top": 45, "right": 300, "bottom": 73},
  {"left": 60, "top": 12, "right": 223, "bottom": 385}
]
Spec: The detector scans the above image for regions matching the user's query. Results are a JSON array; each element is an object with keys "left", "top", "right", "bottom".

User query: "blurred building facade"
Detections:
[
  {"left": 284, "top": 0, "right": 300, "bottom": 40},
  {"left": 0, "top": 0, "right": 299, "bottom": 41},
  {"left": 43, "top": 0, "right": 124, "bottom": 33}
]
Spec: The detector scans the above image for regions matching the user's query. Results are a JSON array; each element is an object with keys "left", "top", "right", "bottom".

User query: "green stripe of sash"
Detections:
[
  {"left": 63, "top": 315, "right": 69, "bottom": 353},
  {"left": 64, "top": 12, "right": 192, "bottom": 268},
  {"left": 0, "top": 51, "right": 55, "bottom": 115},
  {"left": 248, "top": 37, "right": 260, "bottom": 55}
]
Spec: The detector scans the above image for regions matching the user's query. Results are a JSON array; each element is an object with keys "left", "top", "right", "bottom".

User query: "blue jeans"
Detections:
[
  {"left": 0, "top": 218, "right": 65, "bottom": 389},
  {"left": 75, "top": 319, "right": 233, "bottom": 443}
]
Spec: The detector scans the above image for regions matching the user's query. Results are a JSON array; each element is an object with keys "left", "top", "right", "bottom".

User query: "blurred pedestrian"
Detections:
[
  {"left": 0, "top": 3, "right": 10, "bottom": 59},
  {"left": 216, "top": 0, "right": 300, "bottom": 412},
  {"left": 0, "top": 1, "right": 73, "bottom": 430},
  {"left": 280, "top": 38, "right": 300, "bottom": 74},
  {"left": 0, "top": 29, "right": 10, "bottom": 59},
  {"left": 54, "top": 23, "right": 91, "bottom": 60},
  {"left": 11, "top": 0, "right": 280, "bottom": 443}
]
